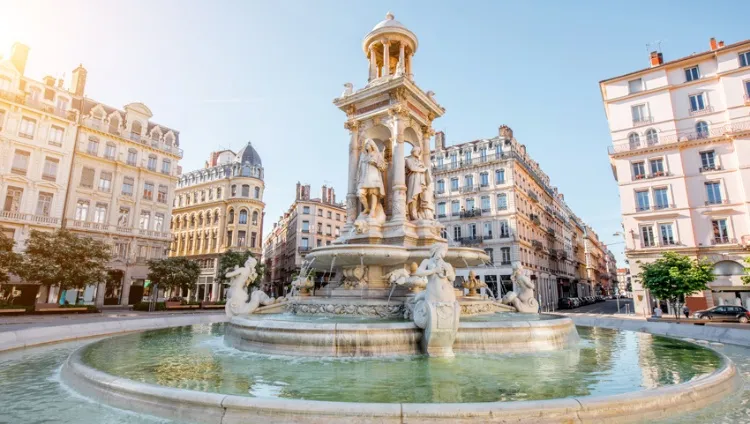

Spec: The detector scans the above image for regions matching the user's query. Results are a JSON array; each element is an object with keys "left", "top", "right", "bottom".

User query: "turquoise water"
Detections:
[
  {"left": 80, "top": 324, "right": 719, "bottom": 403},
  {"left": 243, "top": 312, "right": 406, "bottom": 324},
  {"left": 462, "top": 312, "right": 557, "bottom": 322}
]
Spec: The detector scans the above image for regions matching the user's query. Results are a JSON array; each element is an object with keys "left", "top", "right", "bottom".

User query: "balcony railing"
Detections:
[
  {"left": 646, "top": 171, "right": 670, "bottom": 179},
  {"left": 460, "top": 209, "right": 482, "bottom": 218},
  {"left": 699, "top": 164, "right": 722, "bottom": 173},
  {"left": 482, "top": 234, "right": 493, "bottom": 240},
  {"left": 437, "top": 213, "right": 447, "bottom": 218},
  {"left": 298, "top": 246, "right": 312, "bottom": 253},
  {"left": 527, "top": 190, "right": 539, "bottom": 202},
  {"left": 532, "top": 240, "right": 543, "bottom": 250},
  {"left": 460, "top": 185, "right": 478, "bottom": 194},
  {"left": 636, "top": 205, "right": 650, "bottom": 212},
  {"left": 652, "top": 203, "right": 674, "bottom": 210},
  {"left": 547, "top": 227, "right": 555, "bottom": 236},
  {"left": 609, "top": 118, "right": 750, "bottom": 154},
  {"left": 711, "top": 237, "right": 737, "bottom": 245},
  {"left": 459, "top": 237, "right": 482, "bottom": 246},
  {"left": 530, "top": 214, "right": 541, "bottom": 226},
  {"left": 689, "top": 105, "right": 715, "bottom": 116},
  {"left": 705, "top": 199, "right": 729, "bottom": 206},
  {"left": 632, "top": 116, "right": 653, "bottom": 127},
  {"left": 0, "top": 211, "right": 60, "bottom": 225}
]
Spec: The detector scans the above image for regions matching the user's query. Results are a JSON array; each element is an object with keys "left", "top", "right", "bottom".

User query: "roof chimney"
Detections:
[
  {"left": 718, "top": 40, "right": 725, "bottom": 48},
  {"left": 43, "top": 75, "right": 55, "bottom": 86},
  {"left": 71, "top": 64, "right": 87, "bottom": 96},
  {"left": 710, "top": 37, "right": 718, "bottom": 51},
  {"left": 649, "top": 51, "right": 664, "bottom": 67},
  {"left": 434, "top": 131, "right": 445, "bottom": 150},
  {"left": 10, "top": 43, "right": 29, "bottom": 75}
]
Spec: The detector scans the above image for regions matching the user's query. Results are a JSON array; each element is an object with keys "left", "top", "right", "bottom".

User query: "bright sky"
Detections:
[{"left": 1, "top": 0, "right": 748, "bottom": 266}]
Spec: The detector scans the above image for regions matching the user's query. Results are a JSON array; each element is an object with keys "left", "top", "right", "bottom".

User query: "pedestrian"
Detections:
[
  {"left": 682, "top": 304, "right": 690, "bottom": 319},
  {"left": 653, "top": 305, "right": 662, "bottom": 318}
]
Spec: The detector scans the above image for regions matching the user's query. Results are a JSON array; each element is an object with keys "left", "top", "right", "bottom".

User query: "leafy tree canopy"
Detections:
[
  {"left": 743, "top": 257, "right": 750, "bottom": 286},
  {"left": 216, "top": 250, "right": 263, "bottom": 288},
  {"left": 639, "top": 252, "right": 714, "bottom": 304},
  {"left": 20, "top": 230, "right": 111, "bottom": 300},
  {"left": 0, "top": 228, "right": 21, "bottom": 284},
  {"left": 146, "top": 257, "right": 200, "bottom": 293}
]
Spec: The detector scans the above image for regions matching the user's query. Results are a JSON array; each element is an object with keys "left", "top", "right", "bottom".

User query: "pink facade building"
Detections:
[{"left": 602, "top": 38, "right": 750, "bottom": 315}]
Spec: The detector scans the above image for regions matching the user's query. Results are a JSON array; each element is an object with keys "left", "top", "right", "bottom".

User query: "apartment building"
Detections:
[
  {"left": 431, "top": 125, "right": 603, "bottom": 311},
  {"left": 170, "top": 143, "right": 265, "bottom": 301},
  {"left": 263, "top": 183, "right": 344, "bottom": 294},
  {"left": 602, "top": 37, "right": 750, "bottom": 314},
  {"left": 0, "top": 43, "right": 183, "bottom": 306}
]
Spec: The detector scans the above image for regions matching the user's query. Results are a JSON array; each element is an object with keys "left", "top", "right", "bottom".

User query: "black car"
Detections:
[
  {"left": 558, "top": 298, "right": 575, "bottom": 309},
  {"left": 694, "top": 305, "right": 750, "bottom": 323}
]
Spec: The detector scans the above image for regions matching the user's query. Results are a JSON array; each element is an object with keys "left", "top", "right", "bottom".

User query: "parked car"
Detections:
[
  {"left": 570, "top": 298, "right": 581, "bottom": 308},
  {"left": 693, "top": 305, "right": 750, "bottom": 323},
  {"left": 558, "top": 298, "right": 575, "bottom": 309},
  {"left": 595, "top": 296, "right": 605, "bottom": 303}
]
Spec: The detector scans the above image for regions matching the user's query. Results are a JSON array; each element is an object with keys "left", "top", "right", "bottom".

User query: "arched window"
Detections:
[
  {"left": 252, "top": 211, "right": 259, "bottom": 225},
  {"left": 254, "top": 187, "right": 260, "bottom": 199},
  {"left": 131, "top": 121, "right": 143, "bottom": 136},
  {"left": 714, "top": 260, "right": 745, "bottom": 276},
  {"left": 164, "top": 133, "right": 174, "bottom": 146},
  {"left": 696, "top": 121, "right": 709, "bottom": 138},
  {"left": 150, "top": 128, "right": 162, "bottom": 141},
  {"left": 214, "top": 210, "right": 220, "bottom": 223},
  {"left": 239, "top": 210, "right": 248, "bottom": 224},
  {"left": 241, "top": 184, "right": 250, "bottom": 197},
  {"left": 645, "top": 129, "right": 658, "bottom": 146},
  {"left": 628, "top": 132, "right": 640, "bottom": 149},
  {"left": 190, "top": 214, "right": 195, "bottom": 227},
  {"left": 228, "top": 208, "right": 235, "bottom": 224},
  {"left": 198, "top": 214, "right": 203, "bottom": 226}
]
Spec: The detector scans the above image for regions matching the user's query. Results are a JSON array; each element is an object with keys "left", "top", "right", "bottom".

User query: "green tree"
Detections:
[
  {"left": 0, "top": 228, "right": 21, "bottom": 285},
  {"left": 146, "top": 257, "right": 200, "bottom": 296},
  {"left": 742, "top": 257, "right": 750, "bottom": 286},
  {"left": 20, "top": 230, "right": 112, "bottom": 303},
  {"left": 638, "top": 252, "right": 714, "bottom": 319},
  {"left": 216, "top": 250, "right": 263, "bottom": 289}
]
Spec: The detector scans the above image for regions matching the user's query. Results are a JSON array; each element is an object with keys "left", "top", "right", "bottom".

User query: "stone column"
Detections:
[
  {"left": 368, "top": 44, "right": 377, "bottom": 81},
  {"left": 343, "top": 120, "right": 360, "bottom": 235},
  {"left": 389, "top": 109, "right": 407, "bottom": 224},
  {"left": 396, "top": 43, "right": 406, "bottom": 76},
  {"left": 382, "top": 39, "right": 390, "bottom": 77}
]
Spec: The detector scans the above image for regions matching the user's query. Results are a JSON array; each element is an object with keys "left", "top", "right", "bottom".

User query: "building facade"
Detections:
[
  {"left": 263, "top": 183, "right": 344, "bottom": 294},
  {"left": 0, "top": 43, "right": 183, "bottom": 306},
  {"left": 430, "top": 126, "right": 605, "bottom": 311},
  {"left": 170, "top": 143, "right": 265, "bottom": 302},
  {"left": 602, "top": 37, "right": 750, "bottom": 314}
]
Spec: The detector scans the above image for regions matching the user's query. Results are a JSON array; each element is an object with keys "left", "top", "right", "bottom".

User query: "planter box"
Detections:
[{"left": 0, "top": 308, "right": 26, "bottom": 314}]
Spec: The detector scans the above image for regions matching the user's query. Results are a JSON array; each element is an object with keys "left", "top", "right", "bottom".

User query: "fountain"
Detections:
[{"left": 46, "top": 13, "right": 744, "bottom": 424}]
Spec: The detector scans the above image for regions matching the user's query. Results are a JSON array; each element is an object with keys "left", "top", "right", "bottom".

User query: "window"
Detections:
[
  {"left": 3, "top": 187, "right": 22, "bottom": 212},
  {"left": 228, "top": 209, "right": 235, "bottom": 224},
  {"left": 239, "top": 210, "right": 248, "bottom": 224},
  {"left": 649, "top": 158, "right": 664, "bottom": 176},
  {"left": 114, "top": 242, "right": 128, "bottom": 259},
  {"left": 146, "top": 155, "right": 157, "bottom": 171},
  {"left": 317, "top": 209, "right": 323, "bottom": 216},
  {"left": 93, "top": 203, "right": 107, "bottom": 224},
  {"left": 42, "top": 157, "right": 59, "bottom": 181},
  {"left": 336, "top": 213, "right": 341, "bottom": 221},
  {"left": 11, "top": 150, "right": 30, "bottom": 175},
  {"left": 55, "top": 97, "right": 68, "bottom": 113},
  {"left": 483, "top": 222, "right": 492, "bottom": 238},
  {"left": 645, "top": 129, "right": 658, "bottom": 146},
  {"left": 302, "top": 206, "right": 311, "bottom": 215},
  {"left": 450, "top": 153, "right": 457, "bottom": 167},
  {"left": 216, "top": 187, "right": 222, "bottom": 199},
  {"left": 19, "top": 117, "right": 35, "bottom": 138},
  {"left": 481, "top": 196, "right": 490, "bottom": 211},
  {"left": 250, "top": 232, "right": 257, "bottom": 248},
  {"left": 632, "top": 161, "right": 645, "bottom": 179},
  {"left": 75, "top": 200, "right": 89, "bottom": 221},
  {"left": 143, "top": 182, "right": 154, "bottom": 200},
  {"left": 154, "top": 213, "right": 164, "bottom": 232},
  {"left": 696, "top": 121, "right": 709, "bottom": 138},
  {"left": 252, "top": 211, "right": 259, "bottom": 225},
  {"left": 495, "top": 169, "right": 505, "bottom": 184},
  {"left": 653, "top": 188, "right": 669, "bottom": 209},
  {"left": 98, "top": 171, "right": 112, "bottom": 192},
  {"left": 254, "top": 187, "right": 260, "bottom": 199},
  {"left": 104, "top": 143, "right": 116, "bottom": 159},
  {"left": 301, "top": 237, "right": 309, "bottom": 248},
  {"left": 499, "top": 220, "right": 510, "bottom": 238},
  {"left": 684, "top": 66, "right": 700, "bottom": 82},
  {"left": 636, "top": 190, "right": 650, "bottom": 211},
  {"left": 466, "top": 198, "right": 475, "bottom": 211},
  {"left": 464, "top": 175, "right": 474, "bottom": 188},
  {"left": 302, "top": 221, "right": 309, "bottom": 232},
  {"left": 700, "top": 150, "right": 716, "bottom": 170},
  {"left": 326, "top": 225, "right": 332, "bottom": 235},
  {"left": 640, "top": 225, "right": 655, "bottom": 247},
  {"left": 437, "top": 156, "right": 443, "bottom": 167},
  {"left": 740, "top": 51, "right": 750, "bottom": 68},
  {"left": 497, "top": 193, "right": 508, "bottom": 210},
  {"left": 480, "top": 172, "right": 489, "bottom": 186},
  {"left": 122, "top": 177, "right": 134, "bottom": 196},
  {"left": 453, "top": 226, "right": 461, "bottom": 240},
  {"left": 450, "top": 178, "right": 459, "bottom": 191},
  {"left": 127, "top": 149, "right": 137, "bottom": 166},
  {"left": 745, "top": 80, "right": 750, "bottom": 97},
  {"left": 451, "top": 200, "right": 460, "bottom": 216},
  {"left": 241, "top": 185, "right": 250, "bottom": 197},
  {"left": 631, "top": 104, "right": 648, "bottom": 123},
  {"left": 659, "top": 223, "right": 675, "bottom": 245},
  {"left": 317, "top": 223, "right": 323, "bottom": 234},
  {"left": 501, "top": 247, "right": 511, "bottom": 265},
  {"left": 335, "top": 227, "right": 340, "bottom": 237},
  {"left": 468, "top": 223, "right": 477, "bottom": 239},
  {"left": 464, "top": 150, "right": 471, "bottom": 164},
  {"left": 80, "top": 167, "right": 95, "bottom": 188},
  {"left": 437, "top": 202, "right": 446, "bottom": 217},
  {"left": 139, "top": 211, "right": 150, "bottom": 230},
  {"left": 327, "top": 211, "right": 332, "bottom": 218},
  {"left": 35, "top": 192, "right": 53, "bottom": 217},
  {"left": 705, "top": 182, "right": 722, "bottom": 205},
  {"left": 628, "top": 132, "right": 640, "bottom": 148},
  {"left": 231, "top": 185, "right": 237, "bottom": 197},
  {"left": 689, "top": 93, "right": 706, "bottom": 112},
  {"left": 628, "top": 78, "right": 643, "bottom": 94},
  {"left": 712, "top": 219, "right": 729, "bottom": 243},
  {"left": 437, "top": 179, "right": 445, "bottom": 193},
  {"left": 479, "top": 148, "right": 487, "bottom": 161},
  {"left": 48, "top": 126, "right": 64, "bottom": 146},
  {"left": 157, "top": 185, "right": 168, "bottom": 203}
]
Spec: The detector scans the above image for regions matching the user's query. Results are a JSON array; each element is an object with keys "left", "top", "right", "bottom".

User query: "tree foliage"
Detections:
[
  {"left": 0, "top": 228, "right": 21, "bottom": 284},
  {"left": 216, "top": 250, "right": 263, "bottom": 287},
  {"left": 20, "top": 230, "right": 112, "bottom": 301},
  {"left": 638, "top": 252, "right": 714, "bottom": 317},
  {"left": 742, "top": 257, "right": 750, "bottom": 286},
  {"left": 146, "top": 257, "right": 200, "bottom": 293}
]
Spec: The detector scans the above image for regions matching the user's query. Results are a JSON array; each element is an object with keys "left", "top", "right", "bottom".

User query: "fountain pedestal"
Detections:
[{"left": 415, "top": 301, "right": 460, "bottom": 357}]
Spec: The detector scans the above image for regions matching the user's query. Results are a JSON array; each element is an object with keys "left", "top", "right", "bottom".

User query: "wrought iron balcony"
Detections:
[
  {"left": 699, "top": 164, "right": 722, "bottom": 173},
  {"left": 632, "top": 116, "right": 654, "bottom": 127},
  {"left": 547, "top": 227, "right": 555, "bottom": 236},
  {"left": 460, "top": 185, "right": 478, "bottom": 194},
  {"left": 460, "top": 208, "right": 482, "bottom": 218},
  {"left": 298, "top": 246, "right": 312, "bottom": 253},
  {"left": 609, "top": 118, "right": 750, "bottom": 154},
  {"left": 532, "top": 240, "right": 543, "bottom": 250},
  {"left": 711, "top": 237, "right": 736, "bottom": 245},
  {"left": 459, "top": 236, "right": 482, "bottom": 246},
  {"left": 705, "top": 199, "right": 729, "bottom": 206},
  {"left": 529, "top": 214, "right": 541, "bottom": 226},
  {"left": 527, "top": 190, "right": 539, "bottom": 202},
  {"left": 689, "top": 105, "right": 715, "bottom": 116}
]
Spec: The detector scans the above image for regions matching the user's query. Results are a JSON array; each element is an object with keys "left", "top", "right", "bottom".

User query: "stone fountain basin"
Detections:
[{"left": 305, "top": 244, "right": 489, "bottom": 269}]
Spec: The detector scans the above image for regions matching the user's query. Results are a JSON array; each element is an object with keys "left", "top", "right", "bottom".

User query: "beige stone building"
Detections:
[
  {"left": 263, "top": 183, "right": 344, "bottom": 294},
  {"left": 170, "top": 143, "right": 265, "bottom": 301},
  {"left": 0, "top": 43, "right": 183, "bottom": 306}
]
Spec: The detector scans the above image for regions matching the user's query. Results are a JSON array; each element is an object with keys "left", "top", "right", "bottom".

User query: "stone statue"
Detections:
[
  {"left": 386, "top": 262, "right": 427, "bottom": 292},
  {"left": 405, "top": 146, "right": 430, "bottom": 221},
  {"left": 501, "top": 263, "right": 539, "bottom": 314},
  {"left": 225, "top": 256, "right": 276, "bottom": 317},
  {"left": 291, "top": 274, "right": 314, "bottom": 296},
  {"left": 356, "top": 139, "right": 387, "bottom": 220},
  {"left": 462, "top": 271, "right": 487, "bottom": 297},
  {"left": 341, "top": 83, "right": 353, "bottom": 97},
  {"left": 410, "top": 243, "right": 460, "bottom": 357}
]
